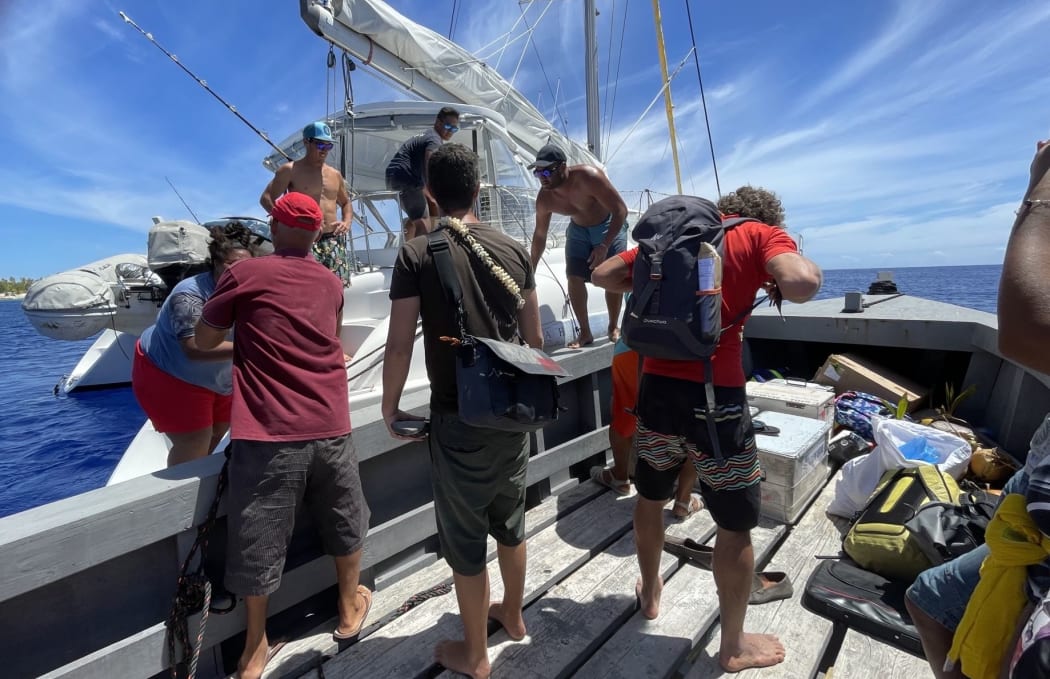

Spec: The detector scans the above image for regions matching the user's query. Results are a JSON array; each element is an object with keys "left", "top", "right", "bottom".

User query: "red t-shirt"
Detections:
[
  {"left": 621, "top": 220, "right": 798, "bottom": 386},
  {"left": 201, "top": 251, "right": 350, "bottom": 441}
]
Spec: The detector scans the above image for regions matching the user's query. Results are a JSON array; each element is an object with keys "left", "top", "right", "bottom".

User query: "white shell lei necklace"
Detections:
[{"left": 440, "top": 217, "right": 525, "bottom": 309}]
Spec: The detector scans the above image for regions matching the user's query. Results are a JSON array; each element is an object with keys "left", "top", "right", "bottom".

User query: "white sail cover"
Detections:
[{"left": 300, "top": 0, "right": 601, "bottom": 168}]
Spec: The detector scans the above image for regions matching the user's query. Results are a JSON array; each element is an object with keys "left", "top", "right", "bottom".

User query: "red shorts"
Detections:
[
  {"left": 610, "top": 350, "right": 640, "bottom": 438},
  {"left": 132, "top": 340, "right": 232, "bottom": 434}
]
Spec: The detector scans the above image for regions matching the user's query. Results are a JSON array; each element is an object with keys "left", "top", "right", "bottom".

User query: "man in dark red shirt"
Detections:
[
  {"left": 592, "top": 188, "right": 822, "bottom": 673},
  {"left": 195, "top": 192, "right": 370, "bottom": 679}
]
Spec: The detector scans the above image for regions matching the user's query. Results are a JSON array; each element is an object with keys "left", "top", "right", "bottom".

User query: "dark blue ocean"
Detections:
[{"left": 0, "top": 264, "right": 1002, "bottom": 518}]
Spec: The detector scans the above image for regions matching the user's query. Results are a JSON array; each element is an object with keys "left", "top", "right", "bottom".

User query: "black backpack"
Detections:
[
  {"left": 622, "top": 195, "right": 757, "bottom": 458},
  {"left": 622, "top": 195, "right": 755, "bottom": 373}
]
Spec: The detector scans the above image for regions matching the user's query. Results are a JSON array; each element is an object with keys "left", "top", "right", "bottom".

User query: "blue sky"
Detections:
[{"left": 1, "top": 0, "right": 1048, "bottom": 278}]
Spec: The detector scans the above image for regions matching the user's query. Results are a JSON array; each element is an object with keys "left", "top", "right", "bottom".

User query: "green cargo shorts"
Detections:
[{"left": 429, "top": 411, "right": 530, "bottom": 575}]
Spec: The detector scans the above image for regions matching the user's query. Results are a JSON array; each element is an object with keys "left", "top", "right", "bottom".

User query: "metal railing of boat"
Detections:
[
  {"left": 341, "top": 183, "right": 585, "bottom": 280},
  {"left": 0, "top": 342, "right": 618, "bottom": 679}
]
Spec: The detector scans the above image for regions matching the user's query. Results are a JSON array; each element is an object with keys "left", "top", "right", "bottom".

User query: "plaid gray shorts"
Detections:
[{"left": 224, "top": 434, "right": 369, "bottom": 597}]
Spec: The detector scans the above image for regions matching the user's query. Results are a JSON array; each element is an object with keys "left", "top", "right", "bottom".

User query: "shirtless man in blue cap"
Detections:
[
  {"left": 260, "top": 121, "right": 353, "bottom": 284},
  {"left": 529, "top": 143, "right": 629, "bottom": 346}
]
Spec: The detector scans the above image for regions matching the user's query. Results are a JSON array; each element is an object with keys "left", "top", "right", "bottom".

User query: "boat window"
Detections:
[{"left": 488, "top": 137, "right": 532, "bottom": 189}]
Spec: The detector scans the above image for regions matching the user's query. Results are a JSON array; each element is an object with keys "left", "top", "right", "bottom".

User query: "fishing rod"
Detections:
[
  {"left": 164, "top": 176, "right": 201, "bottom": 224},
  {"left": 118, "top": 11, "right": 292, "bottom": 162}
]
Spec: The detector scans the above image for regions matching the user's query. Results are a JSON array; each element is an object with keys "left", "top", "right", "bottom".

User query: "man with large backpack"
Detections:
[{"left": 592, "top": 191, "right": 821, "bottom": 672}]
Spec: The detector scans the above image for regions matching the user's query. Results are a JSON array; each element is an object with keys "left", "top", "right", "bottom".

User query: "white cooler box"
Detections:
[
  {"left": 747, "top": 379, "right": 835, "bottom": 423},
  {"left": 754, "top": 410, "right": 831, "bottom": 524}
]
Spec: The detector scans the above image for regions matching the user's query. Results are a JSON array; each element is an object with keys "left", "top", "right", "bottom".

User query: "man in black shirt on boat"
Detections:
[{"left": 385, "top": 106, "right": 460, "bottom": 241}]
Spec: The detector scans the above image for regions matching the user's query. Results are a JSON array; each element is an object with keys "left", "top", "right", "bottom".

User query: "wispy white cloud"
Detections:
[
  {"left": 1, "top": 0, "right": 1049, "bottom": 278},
  {"left": 794, "top": 1, "right": 944, "bottom": 112}
]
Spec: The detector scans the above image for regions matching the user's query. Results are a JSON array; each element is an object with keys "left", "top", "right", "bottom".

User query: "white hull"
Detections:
[
  {"left": 107, "top": 246, "right": 614, "bottom": 485},
  {"left": 59, "top": 330, "right": 138, "bottom": 394}
]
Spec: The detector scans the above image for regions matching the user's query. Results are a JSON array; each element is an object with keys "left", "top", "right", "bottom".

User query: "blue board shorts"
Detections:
[
  {"left": 566, "top": 215, "right": 627, "bottom": 282},
  {"left": 905, "top": 470, "right": 1029, "bottom": 630}
]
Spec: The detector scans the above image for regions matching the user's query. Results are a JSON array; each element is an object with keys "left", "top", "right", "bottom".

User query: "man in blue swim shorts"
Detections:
[{"left": 529, "top": 144, "right": 629, "bottom": 347}]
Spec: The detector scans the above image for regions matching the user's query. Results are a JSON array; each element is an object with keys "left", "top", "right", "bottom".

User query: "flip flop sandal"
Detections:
[
  {"left": 753, "top": 420, "right": 781, "bottom": 436},
  {"left": 590, "top": 465, "right": 631, "bottom": 496},
  {"left": 671, "top": 493, "right": 703, "bottom": 520},
  {"left": 234, "top": 641, "right": 286, "bottom": 679},
  {"left": 333, "top": 585, "right": 373, "bottom": 641},
  {"left": 749, "top": 571, "right": 794, "bottom": 605}
]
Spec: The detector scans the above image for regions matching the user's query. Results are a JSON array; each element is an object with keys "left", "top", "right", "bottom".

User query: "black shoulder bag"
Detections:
[
  {"left": 427, "top": 230, "right": 569, "bottom": 432},
  {"left": 903, "top": 488, "right": 997, "bottom": 566}
]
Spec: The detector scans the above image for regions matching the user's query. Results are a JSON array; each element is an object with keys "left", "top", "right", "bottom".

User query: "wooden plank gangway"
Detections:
[{"left": 264, "top": 471, "right": 933, "bottom": 679}]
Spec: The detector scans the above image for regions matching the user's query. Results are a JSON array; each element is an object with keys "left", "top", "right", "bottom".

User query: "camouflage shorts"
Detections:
[{"left": 313, "top": 233, "right": 351, "bottom": 286}]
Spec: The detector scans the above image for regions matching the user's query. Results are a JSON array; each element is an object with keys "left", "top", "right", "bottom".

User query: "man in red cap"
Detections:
[{"left": 195, "top": 192, "right": 371, "bottom": 679}]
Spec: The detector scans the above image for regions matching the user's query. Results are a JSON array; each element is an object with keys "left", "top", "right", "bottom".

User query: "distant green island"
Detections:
[{"left": 0, "top": 277, "right": 35, "bottom": 296}]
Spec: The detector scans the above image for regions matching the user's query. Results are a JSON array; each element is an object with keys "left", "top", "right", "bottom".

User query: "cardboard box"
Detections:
[{"left": 813, "top": 353, "right": 927, "bottom": 412}]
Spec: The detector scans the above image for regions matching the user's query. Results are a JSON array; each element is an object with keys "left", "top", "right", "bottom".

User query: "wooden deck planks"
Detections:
[
  {"left": 307, "top": 487, "right": 637, "bottom": 679},
  {"left": 265, "top": 481, "right": 606, "bottom": 679},
  {"left": 576, "top": 521, "right": 786, "bottom": 679},
  {"left": 439, "top": 511, "right": 718, "bottom": 679},
  {"left": 831, "top": 631, "right": 933, "bottom": 679},
  {"left": 684, "top": 474, "right": 843, "bottom": 679}
]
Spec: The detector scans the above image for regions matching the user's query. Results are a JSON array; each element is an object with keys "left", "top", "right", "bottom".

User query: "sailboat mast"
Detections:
[
  {"left": 584, "top": 0, "right": 602, "bottom": 160},
  {"left": 651, "top": 0, "right": 683, "bottom": 193}
]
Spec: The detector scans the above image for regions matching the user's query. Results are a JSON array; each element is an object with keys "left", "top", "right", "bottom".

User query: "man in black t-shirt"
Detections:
[
  {"left": 382, "top": 144, "right": 542, "bottom": 679},
  {"left": 385, "top": 106, "right": 460, "bottom": 240}
]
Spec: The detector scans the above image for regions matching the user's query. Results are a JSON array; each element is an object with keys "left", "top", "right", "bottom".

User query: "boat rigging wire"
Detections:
[
  {"left": 602, "top": 0, "right": 631, "bottom": 154},
  {"left": 606, "top": 48, "right": 695, "bottom": 164},
  {"left": 516, "top": 3, "right": 571, "bottom": 137},
  {"left": 164, "top": 176, "right": 201, "bottom": 225},
  {"left": 448, "top": 0, "right": 461, "bottom": 41},
  {"left": 118, "top": 11, "right": 291, "bottom": 161},
  {"left": 684, "top": 0, "right": 722, "bottom": 198}
]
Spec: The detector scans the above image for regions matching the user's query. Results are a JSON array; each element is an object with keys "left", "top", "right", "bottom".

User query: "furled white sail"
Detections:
[{"left": 299, "top": 0, "right": 600, "bottom": 167}]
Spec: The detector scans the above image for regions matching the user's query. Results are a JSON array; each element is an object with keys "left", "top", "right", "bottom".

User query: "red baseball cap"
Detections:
[{"left": 271, "top": 192, "right": 323, "bottom": 231}]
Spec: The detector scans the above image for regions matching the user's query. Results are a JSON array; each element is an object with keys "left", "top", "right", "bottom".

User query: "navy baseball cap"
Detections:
[{"left": 529, "top": 144, "right": 567, "bottom": 169}]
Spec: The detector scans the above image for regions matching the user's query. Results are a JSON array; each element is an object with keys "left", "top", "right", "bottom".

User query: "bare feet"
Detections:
[
  {"left": 489, "top": 601, "right": 527, "bottom": 640},
  {"left": 720, "top": 633, "right": 786, "bottom": 672},
  {"left": 608, "top": 326, "right": 620, "bottom": 343},
  {"left": 568, "top": 331, "right": 594, "bottom": 349},
  {"left": 434, "top": 639, "right": 491, "bottom": 679},
  {"left": 635, "top": 576, "right": 662, "bottom": 620}
]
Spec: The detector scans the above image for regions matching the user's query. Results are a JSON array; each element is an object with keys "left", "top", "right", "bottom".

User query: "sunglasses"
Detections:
[
  {"left": 533, "top": 165, "right": 560, "bottom": 178},
  {"left": 443, "top": 123, "right": 460, "bottom": 133},
  {"left": 310, "top": 140, "right": 334, "bottom": 151}
]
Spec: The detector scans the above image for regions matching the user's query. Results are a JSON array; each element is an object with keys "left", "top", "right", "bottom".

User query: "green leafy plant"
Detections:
[
  {"left": 941, "top": 382, "right": 978, "bottom": 419},
  {"left": 895, "top": 397, "right": 908, "bottom": 420}
]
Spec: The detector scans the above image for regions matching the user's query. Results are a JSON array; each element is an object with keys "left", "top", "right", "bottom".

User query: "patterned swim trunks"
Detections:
[{"left": 313, "top": 233, "right": 351, "bottom": 286}]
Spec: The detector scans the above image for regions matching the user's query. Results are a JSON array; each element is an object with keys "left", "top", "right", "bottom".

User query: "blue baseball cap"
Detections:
[{"left": 302, "top": 121, "right": 334, "bottom": 143}]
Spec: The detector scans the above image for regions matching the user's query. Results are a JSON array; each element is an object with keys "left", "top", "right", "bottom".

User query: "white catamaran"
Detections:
[{"left": 108, "top": 0, "right": 628, "bottom": 482}]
